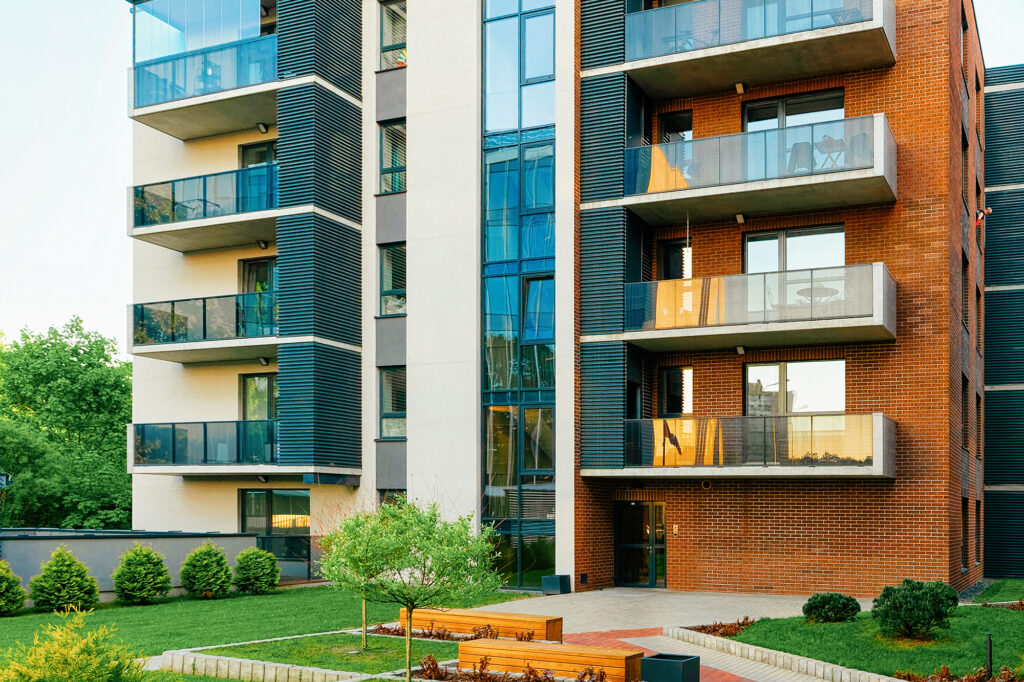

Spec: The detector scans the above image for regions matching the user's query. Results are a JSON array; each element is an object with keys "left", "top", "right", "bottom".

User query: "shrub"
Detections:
[
  {"left": 0, "top": 560, "right": 27, "bottom": 617},
  {"left": 0, "top": 608, "right": 145, "bottom": 682},
  {"left": 179, "top": 543, "right": 231, "bottom": 599},
  {"left": 232, "top": 547, "right": 280, "bottom": 595},
  {"left": 927, "top": 581, "right": 960, "bottom": 615},
  {"left": 872, "top": 578, "right": 953, "bottom": 639},
  {"left": 28, "top": 547, "right": 99, "bottom": 612},
  {"left": 112, "top": 543, "right": 172, "bottom": 605},
  {"left": 802, "top": 592, "right": 861, "bottom": 623}
]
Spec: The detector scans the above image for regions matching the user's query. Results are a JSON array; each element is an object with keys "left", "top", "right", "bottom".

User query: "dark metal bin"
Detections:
[{"left": 641, "top": 653, "right": 700, "bottom": 682}]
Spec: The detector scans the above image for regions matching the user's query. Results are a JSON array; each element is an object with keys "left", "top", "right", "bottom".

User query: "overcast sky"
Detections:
[{"left": 0, "top": 1, "right": 1020, "bottom": 354}]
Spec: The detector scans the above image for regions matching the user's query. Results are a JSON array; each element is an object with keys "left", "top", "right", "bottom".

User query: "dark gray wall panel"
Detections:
[
  {"left": 375, "top": 316, "right": 407, "bottom": 366},
  {"left": 985, "top": 90, "right": 1024, "bottom": 187},
  {"left": 278, "top": 0, "right": 361, "bottom": 98},
  {"left": 984, "top": 390, "right": 1024, "bottom": 485},
  {"left": 581, "top": 0, "right": 625, "bottom": 70},
  {"left": 581, "top": 74, "right": 626, "bottom": 203},
  {"left": 375, "top": 440, "right": 408, "bottom": 490},
  {"left": 580, "top": 341, "right": 627, "bottom": 469},
  {"left": 984, "top": 490, "right": 1024, "bottom": 578},
  {"left": 278, "top": 84, "right": 362, "bottom": 224},
  {"left": 985, "top": 290, "right": 1024, "bottom": 385},
  {"left": 581, "top": 207, "right": 627, "bottom": 335},
  {"left": 376, "top": 192, "right": 407, "bottom": 244},
  {"left": 277, "top": 213, "right": 361, "bottom": 346},
  {"left": 278, "top": 342, "right": 361, "bottom": 468},
  {"left": 376, "top": 68, "right": 407, "bottom": 122},
  {"left": 984, "top": 190, "right": 1024, "bottom": 287},
  {"left": 987, "top": 65, "right": 1024, "bottom": 87}
]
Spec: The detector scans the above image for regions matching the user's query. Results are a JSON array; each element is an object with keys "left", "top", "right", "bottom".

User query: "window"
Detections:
[
  {"left": 380, "top": 366, "right": 407, "bottom": 439},
  {"left": 484, "top": 5, "right": 555, "bottom": 134},
  {"left": 744, "top": 227, "right": 844, "bottom": 273},
  {"left": 976, "top": 394, "right": 982, "bottom": 458},
  {"left": 658, "top": 239, "right": 692, "bottom": 280},
  {"left": 745, "top": 360, "right": 845, "bottom": 416},
  {"left": 522, "top": 276, "right": 554, "bottom": 342},
  {"left": 380, "top": 0, "right": 407, "bottom": 69},
  {"left": 658, "top": 367, "right": 693, "bottom": 417},
  {"left": 961, "top": 497, "right": 969, "bottom": 569},
  {"left": 242, "top": 373, "right": 277, "bottom": 420},
  {"left": 658, "top": 111, "right": 692, "bottom": 144},
  {"left": 241, "top": 141, "right": 277, "bottom": 168},
  {"left": 975, "top": 286, "right": 981, "bottom": 349},
  {"left": 743, "top": 91, "right": 844, "bottom": 131},
  {"left": 242, "top": 258, "right": 277, "bottom": 293},
  {"left": 962, "top": 256, "right": 969, "bottom": 327},
  {"left": 380, "top": 119, "right": 407, "bottom": 194},
  {"left": 975, "top": 499, "right": 981, "bottom": 563},
  {"left": 380, "top": 244, "right": 407, "bottom": 316},
  {"left": 961, "top": 377, "right": 969, "bottom": 452},
  {"left": 960, "top": 6, "right": 969, "bottom": 76},
  {"left": 962, "top": 134, "right": 970, "bottom": 204},
  {"left": 242, "top": 489, "right": 310, "bottom": 536}
]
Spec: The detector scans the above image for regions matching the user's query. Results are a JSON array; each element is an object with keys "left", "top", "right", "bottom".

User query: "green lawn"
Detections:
[
  {"left": 735, "top": 607, "right": 1024, "bottom": 678},
  {"left": 974, "top": 579, "right": 1024, "bottom": 604},
  {"left": 204, "top": 633, "right": 458, "bottom": 673},
  {"left": 0, "top": 586, "right": 525, "bottom": 657}
]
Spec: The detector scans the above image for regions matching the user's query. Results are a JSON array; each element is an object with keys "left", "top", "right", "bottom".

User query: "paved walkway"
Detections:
[{"left": 477, "top": 588, "right": 850, "bottom": 682}]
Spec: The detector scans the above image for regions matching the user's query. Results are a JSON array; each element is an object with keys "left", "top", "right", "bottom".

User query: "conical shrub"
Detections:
[
  {"left": 0, "top": 559, "right": 27, "bottom": 617},
  {"left": 232, "top": 547, "right": 280, "bottom": 595},
  {"left": 112, "top": 543, "right": 172, "bottom": 605},
  {"left": 28, "top": 547, "right": 99, "bottom": 611},
  {"left": 179, "top": 543, "right": 231, "bottom": 599}
]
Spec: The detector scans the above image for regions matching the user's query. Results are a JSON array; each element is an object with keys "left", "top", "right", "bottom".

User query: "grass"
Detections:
[
  {"left": 0, "top": 586, "right": 526, "bottom": 657},
  {"left": 204, "top": 633, "right": 459, "bottom": 673},
  {"left": 734, "top": 606, "right": 1024, "bottom": 678},
  {"left": 974, "top": 579, "right": 1024, "bottom": 604}
]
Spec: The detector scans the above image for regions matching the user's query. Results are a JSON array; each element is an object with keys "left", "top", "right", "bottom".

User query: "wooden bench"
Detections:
[
  {"left": 398, "top": 608, "right": 562, "bottom": 642},
  {"left": 458, "top": 639, "right": 643, "bottom": 682}
]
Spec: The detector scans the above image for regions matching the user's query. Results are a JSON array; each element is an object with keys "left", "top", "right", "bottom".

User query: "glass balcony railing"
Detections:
[
  {"left": 625, "top": 264, "right": 874, "bottom": 331},
  {"left": 134, "top": 164, "right": 278, "bottom": 228},
  {"left": 133, "top": 292, "right": 278, "bottom": 346},
  {"left": 134, "top": 35, "right": 278, "bottom": 108},
  {"left": 134, "top": 420, "right": 278, "bottom": 466},
  {"left": 625, "top": 116, "right": 875, "bottom": 196},
  {"left": 625, "top": 0, "right": 873, "bottom": 62},
  {"left": 624, "top": 414, "right": 877, "bottom": 468}
]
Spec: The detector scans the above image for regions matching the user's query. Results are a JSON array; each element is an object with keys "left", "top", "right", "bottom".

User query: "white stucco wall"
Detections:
[{"left": 403, "top": 0, "right": 482, "bottom": 521}]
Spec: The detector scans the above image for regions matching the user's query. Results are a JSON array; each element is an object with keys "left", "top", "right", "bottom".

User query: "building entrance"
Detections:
[{"left": 613, "top": 501, "right": 666, "bottom": 588}]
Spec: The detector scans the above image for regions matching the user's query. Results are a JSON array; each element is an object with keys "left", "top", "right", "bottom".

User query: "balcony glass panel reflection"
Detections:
[
  {"left": 134, "top": 420, "right": 277, "bottom": 465},
  {"left": 134, "top": 292, "right": 278, "bottom": 345},
  {"left": 134, "top": 165, "right": 277, "bottom": 227}
]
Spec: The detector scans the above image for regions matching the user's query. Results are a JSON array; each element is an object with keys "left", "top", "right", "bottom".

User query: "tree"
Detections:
[
  {"left": 320, "top": 498, "right": 503, "bottom": 682},
  {"left": 0, "top": 318, "right": 132, "bottom": 529}
]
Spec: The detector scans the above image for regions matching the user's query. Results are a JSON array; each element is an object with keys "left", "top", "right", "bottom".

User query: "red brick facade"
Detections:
[{"left": 574, "top": 0, "right": 986, "bottom": 597}]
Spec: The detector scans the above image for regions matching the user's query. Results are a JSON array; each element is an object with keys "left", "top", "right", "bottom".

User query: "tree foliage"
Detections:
[
  {"left": 112, "top": 544, "right": 172, "bottom": 605},
  {"left": 28, "top": 547, "right": 100, "bottom": 612},
  {"left": 320, "top": 497, "right": 503, "bottom": 682},
  {"left": 0, "top": 318, "right": 132, "bottom": 529}
]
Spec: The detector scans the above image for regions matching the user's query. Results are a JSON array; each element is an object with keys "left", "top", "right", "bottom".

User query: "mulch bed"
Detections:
[
  {"left": 895, "top": 666, "right": 1024, "bottom": 681},
  {"left": 981, "top": 600, "right": 1024, "bottom": 611},
  {"left": 684, "top": 617, "right": 755, "bottom": 637}
]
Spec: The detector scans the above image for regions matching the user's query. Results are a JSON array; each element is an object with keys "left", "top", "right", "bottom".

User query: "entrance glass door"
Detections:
[{"left": 613, "top": 501, "right": 666, "bottom": 587}]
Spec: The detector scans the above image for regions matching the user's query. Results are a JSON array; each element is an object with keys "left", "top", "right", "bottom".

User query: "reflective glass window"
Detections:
[
  {"left": 134, "top": 0, "right": 262, "bottom": 63},
  {"left": 485, "top": 0, "right": 519, "bottom": 19},
  {"left": 521, "top": 213, "right": 555, "bottom": 259},
  {"left": 380, "top": 120, "right": 407, "bottom": 194},
  {"left": 484, "top": 406, "right": 518, "bottom": 518},
  {"left": 484, "top": 277, "right": 519, "bottom": 390},
  {"left": 381, "top": 0, "right": 407, "bottom": 69},
  {"left": 380, "top": 366, "right": 407, "bottom": 438},
  {"left": 746, "top": 360, "right": 845, "bottom": 415},
  {"left": 522, "top": 277, "right": 554, "bottom": 342},
  {"left": 521, "top": 81, "right": 556, "bottom": 129},
  {"left": 523, "top": 407, "right": 554, "bottom": 470},
  {"left": 522, "top": 13, "right": 554, "bottom": 81},
  {"left": 271, "top": 490, "right": 311, "bottom": 535},
  {"left": 520, "top": 344, "right": 555, "bottom": 388},
  {"left": 380, "top": 243, "right": 407, "bottom": 316},
  {"left": 522, "top": 142, "right": 554, "bottom": 211},
  {"left": 658, "top": 367, "right": 693, "bottom": 417},
  {"left": 242, "top": 373, "right": 277, "bottom": 420},
  {"left": 485, "top": 18, "right": 520, "bottom": 133},
  {"left": 484, "top": 147, "right": 520, "bottom": 262}
]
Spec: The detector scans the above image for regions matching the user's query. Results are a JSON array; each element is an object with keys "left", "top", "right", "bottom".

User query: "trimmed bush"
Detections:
[
  {"left": 112, "top": 543, "right": 172, "bottom": 605},
  {"left": 0, "top": 559, "right": 27, "bottom": 617},
  {"left": 232, "top": 547, "right": 280, "bottom": 595},
  {"left": 179, "top": 543, "right": 232, "bottom": 599},
  {"left": 0, "top": 609, "right": 145, "bottom": 682},
  {"left": 28, "top": 547, "right": 99, "bottom": 612},
  {"left": 872, "top": 578, "right": 953, "bottom": 639},
  {"left": 802, "top": 592, "right": 861, "bottom": 623},
  {"left": 927, "top": 580, "right": 960, "bottom": 615}
]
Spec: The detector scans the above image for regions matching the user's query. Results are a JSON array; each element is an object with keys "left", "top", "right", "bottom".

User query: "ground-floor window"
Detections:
[{"left": 241, "top": 489, "right": 311, "bottom": 581}]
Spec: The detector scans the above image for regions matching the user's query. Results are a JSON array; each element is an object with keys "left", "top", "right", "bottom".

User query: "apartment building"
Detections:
[
  {"left": 126, "top": 0, "right": 987, "bottom": 594},
  {"left": 983, "top": 63, "right": 1024, "bottom": 578}
]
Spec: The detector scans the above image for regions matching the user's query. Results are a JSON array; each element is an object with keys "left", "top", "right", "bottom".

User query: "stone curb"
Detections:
[{"left": 662, "top": 626, "right": 904, "bottom": 682}]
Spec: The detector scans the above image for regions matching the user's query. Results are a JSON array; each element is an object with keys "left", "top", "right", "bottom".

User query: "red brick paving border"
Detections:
[{"left": 564, "top": 629, "right": 752, "bottom": 682}]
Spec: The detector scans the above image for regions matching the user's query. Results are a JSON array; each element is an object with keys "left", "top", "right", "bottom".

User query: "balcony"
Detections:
[
  {"left": 131, "top": 165, "right": 278, "bottom": 252},
  {"left": 614, "top": 114, "right": 897, "bottom": 223},
  {"left": 621, "top": 0, "right": 895, "bottom": 99},
  {"left": 581, "top": 413, "right": 896, "bottom": 478},
  {"left": 616, "top": 263, "right": 895, "bottom": 351},
  {"left": 131, "top": 292, "right": 278, "bottom": 363},
  {"left": 132, "top": 420, "right": 278, "bottom": 473},
  {"left": 131, "top": 35, "right": 279, "bottom": 139}
]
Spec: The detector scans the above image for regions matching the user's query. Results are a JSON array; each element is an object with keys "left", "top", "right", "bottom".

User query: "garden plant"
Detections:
[
  {"left": 28, "top": 547, "right": 99, "bottom": 612},
  {"left": 179, "top": 543, "right": 232, "bottom": 600},
  {"left": 232, "top": 547, "right": 280, "bottom": 595},
  {"left": 802, "top": 592, "right": 861, "bottom": 623},
  {"left": 112, "top": 543, "right": 172, "bottom": 605},
  {"left": 872, "top": 579, "right": 958, "bottom": 639},
  {"left": 0, "top": 559, "right": 27, "bottom": 617}
]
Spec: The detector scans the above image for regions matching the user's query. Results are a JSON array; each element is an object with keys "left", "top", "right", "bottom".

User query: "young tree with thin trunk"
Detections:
[{"left": 320, "top": 497, "right": 503, "bottom": 682}]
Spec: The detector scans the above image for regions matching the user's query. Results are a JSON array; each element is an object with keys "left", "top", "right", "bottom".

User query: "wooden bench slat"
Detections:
[
  {"left": 399, "top": 608, "right": 562, "bottom": 642},
  {"left": 458, "top": 639, "right": 643, "bottom": 682}
]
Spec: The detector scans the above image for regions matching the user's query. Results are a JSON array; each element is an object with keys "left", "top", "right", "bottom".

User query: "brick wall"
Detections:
[{"left": 574, "top": 0, "right": 987, "bottom": 596}]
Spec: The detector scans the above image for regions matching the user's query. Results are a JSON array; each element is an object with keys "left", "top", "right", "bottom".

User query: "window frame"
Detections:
[
  {"left": 379, "top": 243, "right": 407, "bottom": 317},
  {"left": 379, "top": 118, "right": 407, "bottom": 195},
  {"left": 239, "top": 140, "right": 278, "bottom": 168},
  {"left": 744, "top": 359, "right": 846, "bottom": 416},
  {"left": 240, "top": 372, "right": 277, "bottom": 421},
  {"left": 657, "top": 365, "right": 693, "bottom": 418},
  {"left": 379, "top": 0, "right": 407, "bottom": 70},
  {"left": 742, "top": 225, "right": 845, "bottom": 273},
  {"left": 521, "top": 274, "right": 554, "bottom": 343},
  {"left": 379, "top": 366, "right": 408, "bottom": 440},
  {"left": 742, "top": 89, "right": 845, "bottom": 131},
  {"left": 239, "top": 488, "right": 311, "bottom": 536}
]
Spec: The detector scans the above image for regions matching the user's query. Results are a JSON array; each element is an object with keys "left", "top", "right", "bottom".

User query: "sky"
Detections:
[{"left": 0, "top": 0, "right": 1020, "bottom": 355}]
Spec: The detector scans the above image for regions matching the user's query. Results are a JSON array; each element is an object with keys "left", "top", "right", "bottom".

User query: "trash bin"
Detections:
[
  {"left": 640, "top": 653, "right": 700, "bottom": 682},
  {"left": 540, "top": 574, "right": 571, "bottom": 595}
]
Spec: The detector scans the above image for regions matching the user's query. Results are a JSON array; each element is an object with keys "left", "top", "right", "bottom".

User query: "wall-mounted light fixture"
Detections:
[
  {"left": 256, "top": 240, "right": 269, "bottom": 250},
  {"left": 735, "top": 213, "right": 745, "bottom": 224},
  {"left": 257, "top": 475, "right": 269, "bottom": 483},
  {"left": 735, "top": 82, "right": 746, "bottom": 95},
  {"left": 257, "top": 122, "right": 269, "bottom": 134},
  {"left": 736, "top": 346, "right": 745, "bottom": 355},
  {"left": 257, "top": 357, "right": 270, "bottom": 367}
]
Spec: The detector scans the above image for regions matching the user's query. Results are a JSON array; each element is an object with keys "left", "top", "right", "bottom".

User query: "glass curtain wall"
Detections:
[
  {"left": 482, "top": 0, "right": 556, "bottom": 590},
  {"left": 134, "top": 0, "right": 263, "bottom": 63}
]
